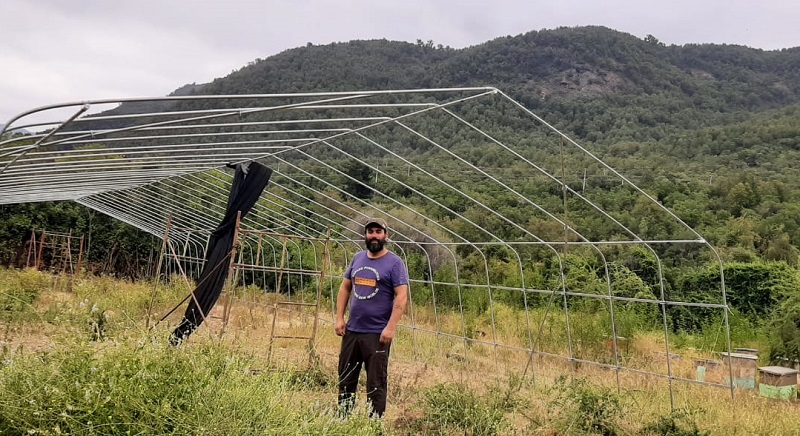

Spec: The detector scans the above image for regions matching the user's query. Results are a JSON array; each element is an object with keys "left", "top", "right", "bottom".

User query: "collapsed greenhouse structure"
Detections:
[{"left": 0, "top": 87, "right": 735, "bottom": 410}]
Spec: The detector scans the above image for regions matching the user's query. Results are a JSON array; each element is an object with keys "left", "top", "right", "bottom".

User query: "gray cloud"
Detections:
[{"left": 2, "top": 0, "right": 798, "bottom": 125}]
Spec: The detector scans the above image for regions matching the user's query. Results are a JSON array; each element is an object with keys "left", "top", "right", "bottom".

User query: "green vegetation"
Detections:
[
  {"left": 2, "top": 269, "right": 800, "bottom": 434},
  {"left": 0, "top": 342, "right": 382, "bottom": 435},
  {"left": 409, "top": 382, "right": 514, "bottom": 435},
  {"left": 549, "top": 376, "right": 623, "bottom": 435},
  {"left": 0, "top": 202, "right": 158, "bottom": 278},
  {"left": 0, "top": 269, "right": 381, "bottom": 435},
  {"left": 639, "top": 410, "right": 708, "bottom": 436},
  {"left": 0, "top": 268, "right": 50, "bottom": 322},
  {"left": 768, "top": 270, "right": 800, "bottom": 365}
]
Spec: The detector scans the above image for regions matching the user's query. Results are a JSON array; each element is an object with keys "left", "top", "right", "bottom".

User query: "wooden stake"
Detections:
[
  {"left": 309, "top": 227, "right": 331, "bottom": 364},
  {"left": 65, "top": 230, "right": 73, "bottom": 275},
  {"left": 146, "top": 215, "right": 172, "bottom": 329},
  {"left": 77, "top": 235, "right": 85, "bottom": 276},
  {"left": 26, "top": 229, "right": 36, "bottom": 268},
  {"left": 276, "top": 236, "right": 288, "bottom": 295},
  {"left": 36, "top": 229, "right": 46, "bottom": 270},
  {"left": 220, "top": 211, "right": 242, "bottom": 338}
]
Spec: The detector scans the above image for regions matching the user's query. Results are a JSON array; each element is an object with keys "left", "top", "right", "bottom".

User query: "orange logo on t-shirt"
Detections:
[{"left": 354, "top": 277, "right": 377, "bottom": 287}]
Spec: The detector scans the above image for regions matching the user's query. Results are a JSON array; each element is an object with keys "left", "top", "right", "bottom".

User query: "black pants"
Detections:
[{"left": 337, "top": 330, "right": 391, "bottom": 417}]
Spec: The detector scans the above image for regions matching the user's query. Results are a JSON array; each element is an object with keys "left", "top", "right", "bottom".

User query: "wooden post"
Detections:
[
  {"left": 77, "top": 235, "right": 85, "bottom": 276},
  {"left": 65, "top": 230, "right": 74, "bottom": 275},
  {"left": 220, "top": 211, "right": 242, "bottom": 338},
  {"left": 251, "top": 232, "right": 264, "bottom": 324},
  {"left": 36, "top": 230, "right": 46, "bottom": 270},
  {"left": 276, "top": 236, "right": 288, "bottom": 296},
  {"left": 267, "top": 303, "right": 279, "bottom": 366},
  {"left": 309, "top": 228, "right": 331, "bottom": 363},
  {"left": 254, "top": 233, "right": 263, "bottom": 266},
  {"left": 26, "top": 229, "right": 36, "bottom": 268},
  {"left": 146, "top": 215, "right": 172, "bottom": 329}
]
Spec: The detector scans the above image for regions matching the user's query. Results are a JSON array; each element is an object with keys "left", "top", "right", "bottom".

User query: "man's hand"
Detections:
[
  {"left": 380, "top": 325, "right": 396, "bottom": 344},
  {"left": 335, "top": 279, "right": 352, "bottom": 337},
  {"left": 335, "top": 318, "right": 346, "bottom": 336}
]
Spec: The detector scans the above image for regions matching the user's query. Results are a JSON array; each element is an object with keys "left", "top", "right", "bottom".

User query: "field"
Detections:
[{"left": 1, "top": 268, "right": 799, "bottom": 435}]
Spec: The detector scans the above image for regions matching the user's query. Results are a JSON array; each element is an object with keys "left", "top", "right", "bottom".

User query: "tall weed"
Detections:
[
  {"left": 549, "top": 375, "right": 622, "bottom": 435},
  {"left": 639, "top": 409, "right": 708, "bottom": 435},
  {"left": 0, "top": 341, "right": 381, "bottom": 435},
  {"left": 411, "top": 381, "right": 515, "bottom": 435},
  {"left": 0, "top": 268, "right": 49, "bottom": 321}
]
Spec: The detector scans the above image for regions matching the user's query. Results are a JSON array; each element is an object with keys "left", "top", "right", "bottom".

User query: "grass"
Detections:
[
  {"left": 1, "top": 267, "right": 799, "bottom": 434},
  {"left": 0, "top": 340, "right": 382, "bottom": 435}
]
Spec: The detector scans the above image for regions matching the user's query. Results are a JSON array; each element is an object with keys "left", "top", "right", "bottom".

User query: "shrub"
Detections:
[
  {"left": 769, "top": 295, "right": 800, "bottom": 365},
  {"left": 0, "top": 268, "right": 49, "bottom": 321},
  {"left": 639, "top": 409, "right": 708, "bottom": 435},
  {"left": 672, "top": 261, "right": 798, "bottom": 331},
  {"left": 413, "top": 382, "right": 513, "bottom": 435},
  {"left": 549, "top": 376, "right": 621, "bottom": 435}
]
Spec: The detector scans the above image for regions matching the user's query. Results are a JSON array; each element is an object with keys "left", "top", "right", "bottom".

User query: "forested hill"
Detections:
[{"left": 192, "top": 25, "right": 800, "bottom": 146}]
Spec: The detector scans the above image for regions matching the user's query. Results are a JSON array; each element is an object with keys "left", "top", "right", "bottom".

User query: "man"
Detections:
[{"left": 335, "top": 217, "right": 409, "bottom": 418}]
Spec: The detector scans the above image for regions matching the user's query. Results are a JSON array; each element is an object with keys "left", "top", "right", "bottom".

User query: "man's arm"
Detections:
[
  {"left": 334, "top": 278, "right": 352, "bottom": 336},
  {"left": 380, "top": 284, "right": 408, "bottom": 344}
]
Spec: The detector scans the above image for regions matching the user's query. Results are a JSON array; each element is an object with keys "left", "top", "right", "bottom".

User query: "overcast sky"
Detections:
[{"left": 2, "top": 0, "right": 799, "bottom": 126}]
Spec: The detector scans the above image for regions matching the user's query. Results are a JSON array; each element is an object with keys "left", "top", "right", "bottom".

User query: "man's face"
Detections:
[{"left": 364, "top": 226, "right": 387, "bottom": 253}]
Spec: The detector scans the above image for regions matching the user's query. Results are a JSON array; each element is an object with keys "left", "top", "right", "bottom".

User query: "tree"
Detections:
[
  {"left": 340, "top": 159, "right": 374, "bottom": 200},
  {"left": 643, "top": 34, "right": 664, "bottom": 46}
]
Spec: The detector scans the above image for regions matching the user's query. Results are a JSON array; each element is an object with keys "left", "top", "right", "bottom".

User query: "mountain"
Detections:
[
  {"left": 64, "top": 25, "right": 800, "bottom": 174},
  {"left": 85, "top": 25, "right": 800, "bottom": 187},
  {"left": 82, "top": 82, "right": 208, "bottom": 123},
  {"left": 0, "top": 123, "right": 32, "bottom": 136},
  {"left": 187, "top": 26, "right": 800, "bottom": 145},
  {"left": 87, "top": 26, "right": 800, "bottom": 149}
]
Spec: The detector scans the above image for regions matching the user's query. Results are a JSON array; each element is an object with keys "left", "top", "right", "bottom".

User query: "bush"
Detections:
[
  {"left": 549, "top": 376, "right": 622, "bottom": 435},
  {"left": 0, "top": 268, "right": 49, "bottom": 321},
  {"left": 672, "top": 261, "right": 798, "bottom": 331},
  {"left": 769, "top": 295, "right": 800, "bottom": 364},
  {"left": 412, "top": 382, "right": 513, "bottom": 435},
  {"left": 639, "top": 409, "right": 708, "bottom": 435}
]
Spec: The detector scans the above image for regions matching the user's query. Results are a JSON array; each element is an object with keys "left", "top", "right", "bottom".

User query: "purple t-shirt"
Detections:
[{"left": 345, "top": 250, "right": 408, "bottom": 334}]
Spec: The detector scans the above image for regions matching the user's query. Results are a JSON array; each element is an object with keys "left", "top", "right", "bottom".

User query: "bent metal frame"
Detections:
[
  {"left": 147, "top": 211, "right": 333, "bottom": 369},
  {"left": 0, "top": 88, "right": 734, "bottom": 411}
]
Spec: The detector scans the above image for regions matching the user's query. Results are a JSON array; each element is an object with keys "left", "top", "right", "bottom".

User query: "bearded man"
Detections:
[{"left": 335, "top": 217, "right": 409, "bottom": 418}]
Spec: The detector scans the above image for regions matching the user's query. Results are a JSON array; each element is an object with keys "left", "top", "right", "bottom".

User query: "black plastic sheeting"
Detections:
[{"left": 169, "top": 162, "right": 272, "bottom": 345}]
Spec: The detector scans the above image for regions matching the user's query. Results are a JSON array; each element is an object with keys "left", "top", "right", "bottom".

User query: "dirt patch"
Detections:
[{"left": 0, "top": 324, "right": 56, "bottom": 354}]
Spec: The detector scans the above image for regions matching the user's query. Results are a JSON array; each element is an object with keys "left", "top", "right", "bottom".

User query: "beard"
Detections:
[{"left": 365, "top": 237, "right": 385, "bottom": 253}]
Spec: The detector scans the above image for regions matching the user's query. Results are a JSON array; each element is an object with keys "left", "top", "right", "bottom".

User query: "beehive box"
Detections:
[
  {"left": 694, "top": 358, "right": 723, "bottom": 383},
  {"left": 721, "top": 352, "right": 758, "bottom": 389},
  {"left": 758, "top": 366, "right": 798, "bottom": 400}
]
